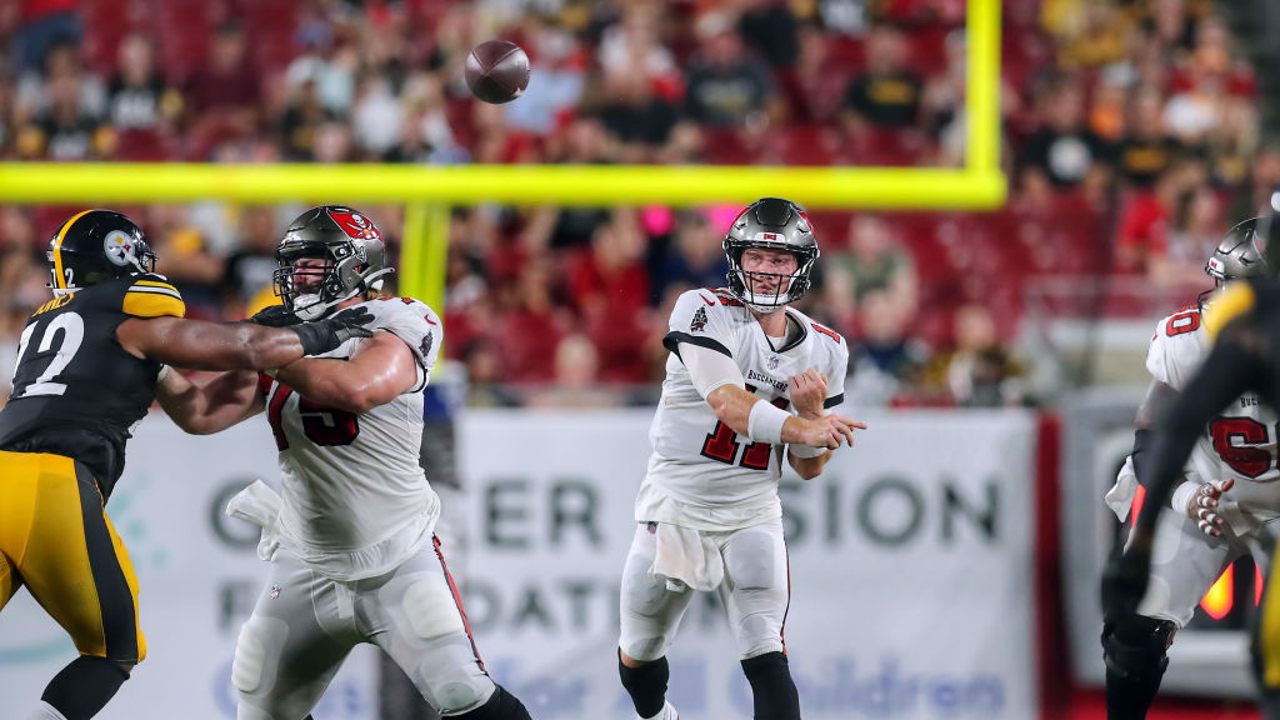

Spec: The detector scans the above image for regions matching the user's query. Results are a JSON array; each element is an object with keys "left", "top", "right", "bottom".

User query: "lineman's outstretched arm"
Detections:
[
  {"left": 156, "top": 369, "right": 265, "bottom": 435},
  {"left": 272, "top": 331, "right": 419, "bottom": 414}
]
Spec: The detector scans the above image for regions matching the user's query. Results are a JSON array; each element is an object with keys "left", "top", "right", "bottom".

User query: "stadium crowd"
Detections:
[{"left": 0, "top": 0, "right": 1267, "bottom": 408}]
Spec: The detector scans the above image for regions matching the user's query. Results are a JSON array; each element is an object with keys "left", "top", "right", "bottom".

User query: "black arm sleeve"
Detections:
[{"left": 1134, "top": 332, "right": 1263, "bottom": 537}]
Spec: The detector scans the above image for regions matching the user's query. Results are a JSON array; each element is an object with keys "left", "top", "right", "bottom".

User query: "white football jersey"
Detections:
[
  {"left": 1114, "top": 302, "right": 1280, "bottom": 530},
  {"left": 639, "top": 288, "right": 849, "bottom": 530},
  {"left": 262, "top": 296, "right": 445, "bottom": 580}
]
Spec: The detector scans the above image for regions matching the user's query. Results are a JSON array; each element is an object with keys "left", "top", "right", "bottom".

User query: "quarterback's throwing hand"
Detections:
[
  {"left": 797, "top": 413, "right": 867, "bottom": 449},
  {"left": 1187, "top": 478, "right": 1234, "bottom": 537},
  {"left": 292, "top": 306, "right": 376, "bottom": 356},
  {"left": 788, "top": 369, "right": 829, "bottom": 418}
]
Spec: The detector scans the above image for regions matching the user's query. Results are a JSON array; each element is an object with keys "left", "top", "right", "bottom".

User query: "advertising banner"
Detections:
[
  {"left": 1, "top": 408, "right": 1039, "bottom": 720},
  {"left": 458, "top": 408, "right": 1039, "bottom": 720}
]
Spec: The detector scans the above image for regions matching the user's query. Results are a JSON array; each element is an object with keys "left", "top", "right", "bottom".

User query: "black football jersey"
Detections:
[{"left": 0, "top": 274, "right": 185, "bottom": 498}]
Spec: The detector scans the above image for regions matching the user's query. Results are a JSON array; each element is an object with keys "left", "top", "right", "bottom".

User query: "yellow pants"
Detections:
[{"left": 0, "top": 451, "right": 145, "bottom": 663}]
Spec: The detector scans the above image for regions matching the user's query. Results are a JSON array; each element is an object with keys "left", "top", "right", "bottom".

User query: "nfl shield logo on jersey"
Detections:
[
  {"left": 767, "top": 355, "right": 780, "bottom": 370},
  {"left": 690, "top": 307, "right": 708, "bottom": 333}
]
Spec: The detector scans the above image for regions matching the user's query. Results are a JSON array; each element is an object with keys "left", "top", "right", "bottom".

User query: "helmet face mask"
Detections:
[
  {"left": 1206, "top": 217, "right": 1269, "bottom": 288},
  {"left": 723, "top": 197, "right": 819, "bottom": 313},
  {"left": 46, "top": 209, "right": 157, "bottom": 296},
  {"left": 273, "top": 206, "right": 392, "bottom": 320}
]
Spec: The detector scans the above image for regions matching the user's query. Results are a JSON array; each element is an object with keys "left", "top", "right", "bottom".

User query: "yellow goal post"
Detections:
[{"left": 0, "top": 0, "right": 1004, "bottom": 312}]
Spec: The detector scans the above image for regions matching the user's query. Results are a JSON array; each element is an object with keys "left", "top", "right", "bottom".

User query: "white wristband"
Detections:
[
  {"left": 747, "top": 400, "right": 789, "bottom": 445},
  {"left": 1171, "top": 480, "right": 1200, "bottom": 513},
  {"left": 788, "top": 442, "right": 827, "bottom": 459}
]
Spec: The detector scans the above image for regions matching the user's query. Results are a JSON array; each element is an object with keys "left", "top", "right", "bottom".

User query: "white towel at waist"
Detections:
[{"left": 650, "top": 522, "right": 723, "bottom": 593}]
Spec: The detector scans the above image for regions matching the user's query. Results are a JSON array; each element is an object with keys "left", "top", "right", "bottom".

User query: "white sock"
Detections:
[{"left": 27, "top": 701, "right": 69, "bottom": 720}]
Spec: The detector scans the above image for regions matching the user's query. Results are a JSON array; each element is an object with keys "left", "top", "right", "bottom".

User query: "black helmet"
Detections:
[
  {"left": 723, "top": 197, "right": 820, "bottom": 313},
  {"left": 47, "top": 209, "right": 157, "bottom": 295},
  {"left": 1206, "top": 217, "right": 1269, "bottom": 287},
  {"left": 273, "top": 205, "right": 392, "bottom": 320}
]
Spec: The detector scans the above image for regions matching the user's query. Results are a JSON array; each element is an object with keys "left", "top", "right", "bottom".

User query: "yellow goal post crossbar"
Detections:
[{"left": 0, "top": 0, "right": 1003, "bottom": 309}]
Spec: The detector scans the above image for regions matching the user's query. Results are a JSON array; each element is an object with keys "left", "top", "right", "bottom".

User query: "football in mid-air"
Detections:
[{"left": 465, "top": 40, "right": 530, "bottom": 104}]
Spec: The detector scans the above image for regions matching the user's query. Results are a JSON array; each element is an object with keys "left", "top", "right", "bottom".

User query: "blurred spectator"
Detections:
[
  {"left": 147, "top": 205, "right": 225, "bottom": 319},
  {"left": 597, "top": 4, "right": 678, "bottom": 83},
  {"left": 277, "top": 77, "right": 337, "bottom": 161},
  {"left": 1053, "top": 0, "right": 1132, "bottom": 69},
  {"left": 461, "top": 337, "right": 523, "bottom": 408},
  {"left": 649, "top": 208, "right": 730, "bottom": 302},
  {"left": 682, "top": 14, "right": 781, "bottom": 129},
  {"left": 1019, "top": 73, "right": 1113, "bottom": 205},
  {"left": 925, "top": 304, "right": 1026, "bottom": 407},
  {"left": 840, "top": 24, "right": 923, "bottom": 136},
  {"left": 221, "top": 205, "right": 283, "bottom": 316},
  {"left": 11, "top": 0, "right": 82, "bottom": 76},
  {"left": 14, "top": 39, "right": 105, "bottom": 126},
  {"left": 736, "top": 0, "right": 800, "bottom": 71},
  {"left": 185, "top": 22, "right": 262, "bottom": 152},
  {"left": 846, "top": 289, "right": 928, "bottom": 408},
  {"left": 504, "top": 15, "right": 586, "bottom": 137},
  {"left": 496, "top": 256, "right": 565, "bottom": 383},
  {"left": 1114, "top": 157, "right": 1206, "bottom": 278},
  {"left": 781, "top": 23, "right": 848, "bottom": 126},
  {"left": 835, "top": 215, "right": 918, "bottom": 308},
  {"left": 598, "top": 70, "right": 679, "bottom": 164},
  {"left": 385, "top": 72, "right": 465, "bottom": 164},
  {"left": 525, "top": 333, "right": 621, "bottom": 408},
  {"left": 106, "top": 34, "right": 181, "bottom": 134},
  {"left": 1115, "top": 84, "right": 1184, "bottom": 189},
  {"left": 352, "top": 73, "right": 404, "bottom": 158},
  {"left": 16, "top": 71, "right": 114, "bottom": 160},
  {"left": 284, "top": 28, "right": 357, "bottom": 116}
]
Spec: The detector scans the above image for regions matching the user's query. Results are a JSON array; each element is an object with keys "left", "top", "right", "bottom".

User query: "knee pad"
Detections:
[
  {"left": 410, "top": 633, "right": 495, "bottom": 715},
  {"left": 402, "top": 574, "right": 467, "bottom": 640},
  {"left": 725, "top": 531, "right": 777, "bottom": 590},
  {"left": 444, "top": 684, "right": 532, "bottom": 720},
  {"left": 741, "top": 651, "right": 801, "bottom": 720},
  {"left": 1102, "top": 616, "right": 1177, "bottom": 682},
  {"left": 232, "top": 617, "right": 288, "bottom": 697}
]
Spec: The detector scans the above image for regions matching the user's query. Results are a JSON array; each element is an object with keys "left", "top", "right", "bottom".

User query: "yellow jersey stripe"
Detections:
[
  {"left": 132, "top": 280, "right": 179, "bottom": 292},
  {"left": 122, "top": 292, "right": 185, "bottom": 318},
  {"left": 126, "top": 285, "right": 183, "bottom": 300},
  {"left": 52, "top": 209, "right": 94, "bottom": 290}
]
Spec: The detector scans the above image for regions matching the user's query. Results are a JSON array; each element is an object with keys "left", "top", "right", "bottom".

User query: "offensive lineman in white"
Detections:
[
  {"left": 1102, "top": 217, "right": 1280, "bottom": 720},
  {"left": 154, "top": 206, "right": 535, "bottom": 720},
  {"left": 617, "top": 198, "right": 866, "bottom": 720}
]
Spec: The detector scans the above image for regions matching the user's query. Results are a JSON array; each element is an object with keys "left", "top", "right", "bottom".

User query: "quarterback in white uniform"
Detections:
[
  {"left": 617, "top": 198, "right": 865, "bottom": 720},
  {"left": 155, "top": 207, "right": 534, "bottom": 720},
  {"left": 1102, "top": 217, "right": 1280, "bottom": 720}
]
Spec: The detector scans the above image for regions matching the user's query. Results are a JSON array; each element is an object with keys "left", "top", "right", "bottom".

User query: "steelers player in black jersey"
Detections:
[
  {"left": 0, "top": 209, "right": 376, "bottom": 720},
  {"left": 1104, "top": 245, "right": 1280, "bottom": 718}
]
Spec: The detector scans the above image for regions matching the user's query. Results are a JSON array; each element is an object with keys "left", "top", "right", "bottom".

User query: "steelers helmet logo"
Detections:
[{"left": 103, "top": 230, "right": 138, "bottom": 267}]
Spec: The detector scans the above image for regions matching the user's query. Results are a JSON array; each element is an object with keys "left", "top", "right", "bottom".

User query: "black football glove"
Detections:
[
  {"left": 1101, "top": 542, "right": 1152, "bottom": 625},
  {"left": 292, "top": 306, "right": 376, "bottom": 356},
  {"left": 243, "top": 304, "right": 302, "bottom": 328}
]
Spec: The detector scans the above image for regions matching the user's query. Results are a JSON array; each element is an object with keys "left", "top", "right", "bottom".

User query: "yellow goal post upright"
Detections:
[{"left": 0, "top": 0, "right": 1003, "bottom": 312}]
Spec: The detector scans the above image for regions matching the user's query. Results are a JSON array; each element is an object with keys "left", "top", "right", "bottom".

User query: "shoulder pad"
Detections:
[
  {"left": 1205, "top": 281, "right": 1256, "bottom": 340},
  {"left": 122, "top": 275, "right": 185, "bottom": 318}
]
